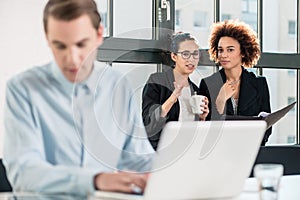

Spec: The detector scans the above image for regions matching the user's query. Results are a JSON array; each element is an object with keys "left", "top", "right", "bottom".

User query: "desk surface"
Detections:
[
  {"left": 0, "top": 175, "right": 299, "bottom": 200},
  {"left": 235, "top": 175, "right": 300, "bottom": 200}
]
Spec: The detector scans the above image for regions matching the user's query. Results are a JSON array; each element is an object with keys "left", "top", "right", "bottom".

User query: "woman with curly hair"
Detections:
[{"left": 199, "top": 19, "right": 272, "bottom": 145}]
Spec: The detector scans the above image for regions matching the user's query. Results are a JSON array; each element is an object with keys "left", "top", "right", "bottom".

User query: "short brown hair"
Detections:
[
  {"left": 208, "top": 19, "right": 260, "bottom": 68},
  {"left": 43, "top": 0, "right": 101, "bottom": 33}
]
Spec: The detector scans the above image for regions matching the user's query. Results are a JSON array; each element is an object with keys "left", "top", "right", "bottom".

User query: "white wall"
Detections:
[{"left": 0, "top": 0, "right": 52, "bottom": 157}]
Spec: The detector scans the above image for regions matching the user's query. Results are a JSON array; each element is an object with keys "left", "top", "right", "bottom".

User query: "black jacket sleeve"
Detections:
[
  {"left": 142, "top": 74, "right": 168, "bottom": 150},
  {"left": 257, "top": 76, "right": 272, "bottom": 145}
]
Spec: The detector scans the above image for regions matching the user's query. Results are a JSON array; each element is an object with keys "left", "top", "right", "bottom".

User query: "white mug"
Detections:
[{"left": 189, "top": 94, "right": 205, "bottom": 115}]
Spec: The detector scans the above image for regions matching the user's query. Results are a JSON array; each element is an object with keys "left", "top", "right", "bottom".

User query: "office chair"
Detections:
[
  {"left": 0, "top": 159, "right": 12, "bottom": 192},
  {"left": 250, "top": 145, "right": 300, "bottom": 177}
]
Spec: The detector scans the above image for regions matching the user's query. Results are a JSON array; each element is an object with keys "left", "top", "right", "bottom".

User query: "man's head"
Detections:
[
  {"left": 43, "top": 0, "right": 101, "bottom": 33},
  {"left": 44, "top": 0, "right": 103, "bottom": 83}
]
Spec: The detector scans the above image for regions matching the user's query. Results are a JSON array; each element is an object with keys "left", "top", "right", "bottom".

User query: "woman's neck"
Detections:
[
  {"left": 224, "top": 66, "right": 242, "bottom": 81},
  {"left": 173, "top": 68, "right": 189, "bottom": 87}
]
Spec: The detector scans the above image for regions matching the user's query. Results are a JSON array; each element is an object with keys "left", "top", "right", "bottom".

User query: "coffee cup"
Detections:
[{"left": 189, "top": 94, "right": 205, "bottom": 115}]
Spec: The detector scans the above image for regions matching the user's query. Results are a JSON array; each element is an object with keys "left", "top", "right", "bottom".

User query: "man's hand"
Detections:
[{"left": 94, "top": 172, "right": 148, "bottom": 194}]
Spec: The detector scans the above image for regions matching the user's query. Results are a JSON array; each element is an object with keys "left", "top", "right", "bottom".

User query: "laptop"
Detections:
[{"left": 93, "top": 120, "right": 266, "bottom": 200}]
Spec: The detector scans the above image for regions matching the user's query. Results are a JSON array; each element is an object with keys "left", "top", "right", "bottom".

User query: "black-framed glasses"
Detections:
[{"left": 176, "top": 50, "right": 200, "bottom": 59}]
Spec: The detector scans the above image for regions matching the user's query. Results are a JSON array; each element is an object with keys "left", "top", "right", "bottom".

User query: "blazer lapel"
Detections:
[
  {"left": 217, "top": 70, "right": 234, "bottom": 115},
  {"left": 238, "top": 70, "right": 258, "bottom": 113},
  {"left": 165, "top": 68, "right": 180, "bottom": 118},
  {"left": 165, "top": 68, "right": 175, "bottom": 91}
]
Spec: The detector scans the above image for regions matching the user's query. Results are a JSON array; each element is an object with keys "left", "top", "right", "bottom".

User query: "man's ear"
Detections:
[{"left": 97, "top": 24, "right": 104, "bottom": 46}]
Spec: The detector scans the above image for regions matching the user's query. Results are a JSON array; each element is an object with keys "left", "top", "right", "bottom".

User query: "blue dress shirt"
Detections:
[{"left": 3, "top": 61, "right": 154, "bottom": 195}]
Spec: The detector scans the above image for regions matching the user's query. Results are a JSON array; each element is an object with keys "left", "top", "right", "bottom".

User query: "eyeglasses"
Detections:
[{"left": 176, "top": 50, "right": 200, "bottom": 59}]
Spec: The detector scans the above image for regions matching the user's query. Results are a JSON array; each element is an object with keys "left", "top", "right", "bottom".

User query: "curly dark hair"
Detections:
[{"left": 208, "top": 19, "right": 260, "bottom": 68}]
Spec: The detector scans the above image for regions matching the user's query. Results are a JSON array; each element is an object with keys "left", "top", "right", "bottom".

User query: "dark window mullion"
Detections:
[{"left": 297, "top": 0, "right": 300, "bottom": 144}]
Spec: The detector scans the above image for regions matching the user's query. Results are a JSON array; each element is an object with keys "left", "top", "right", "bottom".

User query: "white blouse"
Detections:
[{"left": 178, "top": 86, "right": 195, "bottom": 121}]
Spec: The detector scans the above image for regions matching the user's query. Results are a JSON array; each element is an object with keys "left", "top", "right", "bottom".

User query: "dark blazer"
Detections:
[
  {"left": 142, "top": 68, "right": 201, "bottom": 150},
  {"left": 199, "top": 67, "right": 272, "bottom": 145}
]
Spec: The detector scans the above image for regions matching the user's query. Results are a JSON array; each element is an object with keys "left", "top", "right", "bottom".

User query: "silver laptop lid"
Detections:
[{"left": 145, "top": 120, "right": 266, "bottom": 200}]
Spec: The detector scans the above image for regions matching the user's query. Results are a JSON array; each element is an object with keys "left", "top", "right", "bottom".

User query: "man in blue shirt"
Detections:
[{"left": 3, "top": 0, "right": 154, "bottom": 196}]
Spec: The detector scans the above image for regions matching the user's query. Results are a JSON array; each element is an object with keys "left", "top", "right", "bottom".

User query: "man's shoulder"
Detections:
[
  {"left": 8, "top": 63, "right": 52, "bottom": 86},
  {"left": 9, "top": 63, "right": 50, "bottom": 81}
]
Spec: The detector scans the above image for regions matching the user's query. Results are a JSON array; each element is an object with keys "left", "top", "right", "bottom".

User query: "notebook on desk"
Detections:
[{"left": 93, "top": 120, "right": 267, "bottom": 200}]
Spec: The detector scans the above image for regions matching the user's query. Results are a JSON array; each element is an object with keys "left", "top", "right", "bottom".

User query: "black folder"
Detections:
[{"left": 222, "top": 101, "right": 297, "bottom": 129}]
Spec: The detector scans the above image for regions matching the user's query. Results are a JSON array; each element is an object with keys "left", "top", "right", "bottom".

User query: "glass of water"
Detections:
[{"left": 254, "top": 164, "right": 284, "bottom": 200}]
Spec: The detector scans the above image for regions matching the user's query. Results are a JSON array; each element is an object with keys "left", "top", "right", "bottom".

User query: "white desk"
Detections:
[
  {"left": 235, "top": 175, "right": 300, "bottom": 200},
  {"left": 91, "top": 175, "right": 300, "bottom": 200},
  {"left": 0, "top": 175, "right": 299, "bottom": 200}
]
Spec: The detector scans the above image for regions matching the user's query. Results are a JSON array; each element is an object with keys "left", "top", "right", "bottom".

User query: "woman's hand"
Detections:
[
  {"left": 199, "top": 96, "right": 209, "bottom": 120},
  {"left": 172, "top": 81, "right": 185, "bottom": 99},
  {"left": 220, "top": 80, "right": 236, "bottom": 100},
  {"left": 215, "top": 81, "right": 237, "bottom": 114},
  {"left": 161, "top": 81, "right": 185, "bottom": 117}
]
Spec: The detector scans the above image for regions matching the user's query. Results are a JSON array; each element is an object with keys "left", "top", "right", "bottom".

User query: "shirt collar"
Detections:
[
  {"left": 50, "top": 61, "right": 74, "bottom": 94},
  {"left": 82, "top": 61, "right": 107, "bottom": 93},
  {"left": 51, "top": 61, "right": 108, "bottom": 96}
]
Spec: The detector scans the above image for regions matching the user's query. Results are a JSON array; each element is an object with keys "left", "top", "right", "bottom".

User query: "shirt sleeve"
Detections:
[
  {"left": 107, "top": 74, "right": 155, "bottom": 172},
  {"left": 3, "top": 80, "right": 98, "bottom": 196}
]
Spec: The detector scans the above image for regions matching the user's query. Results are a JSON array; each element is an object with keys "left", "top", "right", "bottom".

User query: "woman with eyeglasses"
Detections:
[
  {"left": 142, "top": 32, "right": 209, "bottom": 150},
  {"left": 199, "top": 19, "right": 271, "bottom": 145}
]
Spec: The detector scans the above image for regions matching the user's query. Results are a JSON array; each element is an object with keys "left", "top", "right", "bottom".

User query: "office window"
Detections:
[
  {"left": 248, "top": 0, "right": 257, "bottom": 13},
  {"left": 193, "top": 11, "right": 207, "bottom": 28},
  {"left": 242, "top": 0, "right": 247, "bottom": 12},
  {"left": 262, "top": 0, "right": 297, "bottom": 145},
  {"left": 175, "top": 10, "right": 181, "bottom": 27},
  {"left": 221, "top": 0, "right": 257, "bottom": 30},
  {"left": 221, "top": 14, "right": 231, "bottom": 21},
  {"left": 288, "top": 97, "right": 296, "bottom": 113},
  {"left": 175, "top": 0, "right": 214, "bottom": 49},
  {"left": 288, "top": 69, "right": 296, "bottom": 76},
  {"left": 96, "top": 0, "right": 108, "bottom": 36},
  {"left": 287, "top": 135, "right": 295, "bottom": 143},
  {"left": 264, "top": 68, "right": 297, "bottom": 144},
  {"left": 113, "top": 0, "right": 152, "bottom": 39},
  {"left": 242, "top": 0, "right": 256, "bottom": 14},
  {"left": 101, "top": 12, "right": 108, "bottom": 35},
  {"left": 288, "top": 20, "right": 296, "bottom": 35},
  {"left": 263, "top": 0, "right": 296, "bottom": 53}
]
